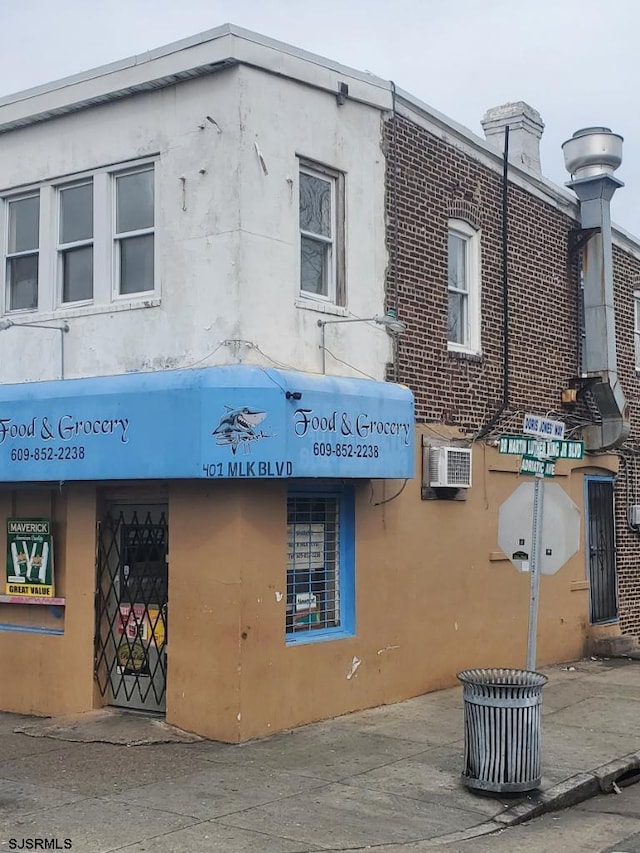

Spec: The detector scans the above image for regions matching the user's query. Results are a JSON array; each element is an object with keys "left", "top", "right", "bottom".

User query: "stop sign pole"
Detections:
[
  {"left": 497, "top": 415, "right": 583, "bottom": 672},
  {"left": 527, "top": 473, "right": 545, "bottom": 671}
]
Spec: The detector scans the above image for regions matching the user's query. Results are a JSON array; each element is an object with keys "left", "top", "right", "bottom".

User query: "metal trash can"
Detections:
[{"left": 457, "top": 668, "right": 548, "bottom": 793}]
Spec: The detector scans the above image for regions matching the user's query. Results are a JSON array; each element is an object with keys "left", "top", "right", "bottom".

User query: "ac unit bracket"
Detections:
[{"left": 421, "top": 485, "right": 469, "bottom": 502}]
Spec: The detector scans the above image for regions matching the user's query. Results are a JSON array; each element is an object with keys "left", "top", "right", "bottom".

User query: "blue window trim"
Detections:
[
  {"left": 286, "top": 483, "right": 355, "bottom": 645},
  {"left": 0, "top": 623, "right": 63, "bottom": 635}
]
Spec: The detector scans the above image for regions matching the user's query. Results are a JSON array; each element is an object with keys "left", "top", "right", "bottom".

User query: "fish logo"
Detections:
[{"left": 212, "top": 406, "right": 268, "bottom": 455}]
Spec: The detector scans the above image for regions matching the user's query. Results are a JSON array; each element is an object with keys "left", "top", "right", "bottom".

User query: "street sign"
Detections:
[
  {"left": 520, "top": 456, "right": 555, "bottom": 477},
  {"left": 498, "top": 470, "right": 581, "bottom": 672},
  {"left": 523, "top": 414, "right": 565, "bottom": 439},
  {"left": 498, "top": 482, "right": 581, "bottom": 576},
  {"left": 498, "top": 435, "right": 584, "bottom": 460}
]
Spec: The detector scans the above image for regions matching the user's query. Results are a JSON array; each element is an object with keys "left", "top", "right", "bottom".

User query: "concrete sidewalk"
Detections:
[{"left": 1, "top": 657, "right": 639, "bottom": 852}]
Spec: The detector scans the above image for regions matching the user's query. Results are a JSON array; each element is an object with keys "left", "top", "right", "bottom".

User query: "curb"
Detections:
[{"left": 430, "top": 751, "right": 640, "bottom": 846}]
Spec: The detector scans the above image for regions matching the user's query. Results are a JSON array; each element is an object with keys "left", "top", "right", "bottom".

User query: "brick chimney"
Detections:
[{"left": 481, "top": 102, "right": 545, "bottom": 173}]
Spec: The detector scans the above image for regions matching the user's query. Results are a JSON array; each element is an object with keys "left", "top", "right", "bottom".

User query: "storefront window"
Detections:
[{"left": 286, "top": 488, "right": 354, "bottom": 642}]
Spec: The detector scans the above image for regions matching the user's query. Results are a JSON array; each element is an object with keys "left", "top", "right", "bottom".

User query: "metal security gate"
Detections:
[
  {"left": 94, "top": 505, "right": 168, "bottom": 713},
  {"left": 586, "top": 478, "right": 617, "bottom": 623}
]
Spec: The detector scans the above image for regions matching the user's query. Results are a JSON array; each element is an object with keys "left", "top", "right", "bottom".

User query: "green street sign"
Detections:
[
  {"left": 520, "top": 455, "right": 556, "bottom": 477},
  {"left": 499, "top": 435, "right": 584, "bottom": 460}
]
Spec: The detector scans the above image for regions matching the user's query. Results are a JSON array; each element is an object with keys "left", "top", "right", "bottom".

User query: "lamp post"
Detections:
[
  {"left": 0, "top": 320, "right": 70, "bottom": 380},
  {"left": 317, "top": 311, "right": 406, "bottom": 374}
]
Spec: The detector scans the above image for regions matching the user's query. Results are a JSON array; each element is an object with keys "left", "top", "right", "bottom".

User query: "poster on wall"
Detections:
[
  {"left": 287, "top": 523, "right": 325, "bottom": 628},
  {"left": 5, "top": 518, "right": 55, "bottom": 599}
]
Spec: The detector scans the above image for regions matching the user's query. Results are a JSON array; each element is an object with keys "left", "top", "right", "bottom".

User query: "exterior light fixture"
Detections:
[
  {"left": 317, "top": 310, "right": 406, "bottom": 373},
  {"left": 0, "top": 319, "right": 70, "bottom": 379}
]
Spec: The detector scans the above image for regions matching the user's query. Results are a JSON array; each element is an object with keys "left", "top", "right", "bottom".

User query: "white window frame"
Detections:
[
  {"left": 57, "top": 180, "right": 94, "bottom": 307},
  {"left": 1, "top": 157, "right": 158, "bottom": 320},
  {"left": 634, "top": 290, "right": 640, "bottom": 372},
  {"left": 112, "top": 165, "right": 156, "bottom": 300},
  {"left": 5, "top": 192, "right": 41, "bottom": 313},
  {"left": 298, "top": 160, "right": 345, "bottom": 307},
  {"left": 447, "top": 218, "right": 481, "bottom": 355}
]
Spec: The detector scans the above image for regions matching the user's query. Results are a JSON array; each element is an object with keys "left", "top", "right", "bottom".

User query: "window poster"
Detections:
[
  {"left": 287, "top": 523, "right": 325, "bottom": 627},
  {"left": 5, "top": 518, "right": 55, "bottom": 599}
]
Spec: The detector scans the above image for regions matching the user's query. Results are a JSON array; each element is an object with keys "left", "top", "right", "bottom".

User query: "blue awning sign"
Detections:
[{"left": 0, "top": 366, "right": 414, "bottom": 482}]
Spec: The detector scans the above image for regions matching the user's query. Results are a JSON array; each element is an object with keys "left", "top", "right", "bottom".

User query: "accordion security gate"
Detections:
[{"left": 94, "top": 505, "right": 168, "bottom": 713}]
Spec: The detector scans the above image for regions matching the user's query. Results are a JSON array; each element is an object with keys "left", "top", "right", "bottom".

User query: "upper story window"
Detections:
[
  {"left": 634, "top": 290, "right": 640, "bottom": 372},
  {"left": 447, "top": 219, "right": 481, "bottom": 354},
  {"left": 59, "top": 182, "right": 93, "bottom": 304},
  {"left": 298, "top": 160, "right": 345, "bottom": 306},
  {"left": 115, "top": 167, "right": 154, "bottom": 296},
  {"left": 7, "top": 195, "right": 39, "bottom": 311},
  {"left": 2, "top": 160, "right": 156, "bottom": 316}
]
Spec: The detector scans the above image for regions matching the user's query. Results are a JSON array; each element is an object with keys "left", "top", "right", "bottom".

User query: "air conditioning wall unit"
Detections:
[{"left": 428, "top": 446, "right": 472, "bottom": 489}]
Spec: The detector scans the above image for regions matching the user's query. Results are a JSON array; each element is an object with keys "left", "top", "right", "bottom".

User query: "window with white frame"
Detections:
[
  {"left": 7, "top": 195, "right": 39, "bottom": 311},
  {"left": 59, "top": 182, "right": 93, "bottom": 304},
  {"left": 634, "top": 290, "right": 640, "bottom": 372},
  {"left": 447, "top": 219, "right": 481, "bottom": 354},
  {"left": 2, "top": 160, "right": 156, "bottom": 315},
  {"left": 298, "top": 161, "right": 344, "bottom": 305},
  {"left": 115, "top": 167, "right": 154, "bottom": 296},
  {"left": 286, "top": 488, "right": 354, "bottom": 642}
]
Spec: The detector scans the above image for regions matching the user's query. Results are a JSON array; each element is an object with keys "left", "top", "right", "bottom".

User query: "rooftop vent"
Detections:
[
  {"left": 562, "top": 127, "right": 623, "bottom": 180},
  {"left": 563, "top": 125, "right": 628, "bottom": 450}
]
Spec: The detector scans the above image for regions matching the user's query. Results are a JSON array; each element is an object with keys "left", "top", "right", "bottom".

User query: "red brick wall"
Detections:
[
  {"left": 611, "top": 246, "right": 640, "bottom": 635},
  {"left": 384, "top": 112, "right": 640, "bottom": 636}
]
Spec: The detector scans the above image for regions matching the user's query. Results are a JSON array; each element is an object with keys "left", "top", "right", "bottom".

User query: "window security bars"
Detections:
[
  {"left": 94, "top": 508, "right": 168, "bottom": 708},
  {"left": 287, "top": 495, "right": 340, "bottom": 634}
]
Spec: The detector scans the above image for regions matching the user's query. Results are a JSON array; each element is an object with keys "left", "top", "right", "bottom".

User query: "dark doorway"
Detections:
[{"left": 585, "top": 477, "right": 617, "bottom": 624}]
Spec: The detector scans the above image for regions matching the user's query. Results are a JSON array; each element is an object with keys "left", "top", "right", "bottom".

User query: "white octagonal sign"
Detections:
[{"left": 498, "top": 482, "right": 581, "bottom": 575}]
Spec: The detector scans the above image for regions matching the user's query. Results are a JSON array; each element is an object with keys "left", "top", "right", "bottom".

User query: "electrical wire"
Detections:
[
  {"left": 157, "top": 340, "right": 225, "bottom": 371},
  {"left": 369, "top": 478, "right": 408, "bottom": 506},
  {"left": 321, "top": 349, "right": 378, "bottom": 381}
]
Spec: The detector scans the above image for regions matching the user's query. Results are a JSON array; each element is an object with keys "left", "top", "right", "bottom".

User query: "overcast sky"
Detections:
[{"left": 1, "top": 0, "right": 638, "bottom": 233}]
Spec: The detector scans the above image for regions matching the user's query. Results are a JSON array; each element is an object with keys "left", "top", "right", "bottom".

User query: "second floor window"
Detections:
[
  {"left": 7, "top": 195, "right": 39, "bottom": 311},
  {"left": 635, "top": 290, "right": 640, "bottom": 372},
  {"left": 115, "top": 167, "right": 154, "bottom": 296},
  {"left": 2, "top": 160, "right": 156, "bottom": 315},
  {"left": 59, "top": 182, "right": 93, "bottom": 304},
  {"left": 299, "top": 161, "right": 345, "bottom": 305},
  {"left": 447, "top": 219, "right": 481, "bottom": 354}
]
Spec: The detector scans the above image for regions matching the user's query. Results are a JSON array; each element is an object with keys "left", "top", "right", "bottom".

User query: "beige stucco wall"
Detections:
[
  {"left": 0, "top": 485, "right": 96, "bottom": 715},
  {"left": 163, "top": 431, "right": 608, "bottom": 742},
  {"left": 0, "top": 431, "right": 613, "bottom": 740}
]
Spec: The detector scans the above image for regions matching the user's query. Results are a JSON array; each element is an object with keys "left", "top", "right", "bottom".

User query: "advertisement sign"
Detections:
[
  {"left": 117, "top": 604, "right": 166, "bottom": 647},
  {"left": 116, "top": 604, "right": 166, "bottom": 675},
  {"left": 0, "top": 366, "right": 414, "bottom": 482},
  {"left": 6, "top": 518, "right": 54, "bottom": 598},
  {"left": 287, "top": 523, "right": 325, "bottom": 627}
]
